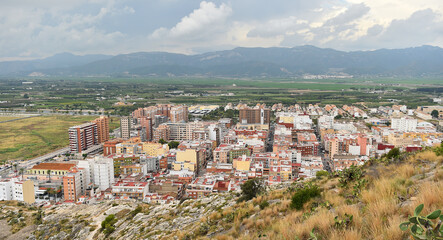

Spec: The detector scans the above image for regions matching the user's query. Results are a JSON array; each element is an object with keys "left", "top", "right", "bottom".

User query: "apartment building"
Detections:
[
  {"left": 153, "top": 124, "right": 170, "bottom": 142},
  {"left": 391, "top": 117, "right": 417, "bottom": 132},
  {"left": 91, "top": 156, "right": 115, "bottom": 191},
  {"left": 170, "top": 105, "right": 189, "bottom": 122},
  {"left": 239, "top": 107, "right": 271, "bottom": 124},
  {"left": 69, "top": 122, "right": 98, "bottom": 153},
  {"left": 120, "top": 116, "right": 132, "bottom": 139},
  {"left": 92, "top": 116, "right": 110, "bottom": 143}
]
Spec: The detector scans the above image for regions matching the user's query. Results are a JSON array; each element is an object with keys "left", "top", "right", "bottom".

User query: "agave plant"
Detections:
[{"left": 399, "top": 204, "right": 443, "bottom": 240}]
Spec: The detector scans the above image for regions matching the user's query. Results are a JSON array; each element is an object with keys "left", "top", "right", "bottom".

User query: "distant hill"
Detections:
[
  {"left": 2, "top": 45, "right": 443, "bottom": 77},
  {"left": 0, "top": 53, "right": 112, "bottom": 76}
]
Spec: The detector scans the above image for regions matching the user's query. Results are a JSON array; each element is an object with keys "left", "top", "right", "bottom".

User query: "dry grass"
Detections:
[
  {"left": 433, "top": 168, "right": 443, "bottom": 181},
  {"left": 211, "top": 150, "right": 443, "bottom": 240},
  {"left": 396, "top": 163, "right": 415, "bottom": 178},
  {"left": 329, "top": 229, "right": 362, "bottom": 240},
  {"left": 0, "top": 115, "right": 119, "bottom": 162},
  {"left": 410, "top": 151, "right": 439, "bottom": 163},
  {"left": 409, "top": 181, "right": 443, "bottom": 213},
  {"left": 324, "top": 189, "right": 344, "bottom": 206},
  {"left": 336, "top": 204, "right": 362, "bottom": 230}
]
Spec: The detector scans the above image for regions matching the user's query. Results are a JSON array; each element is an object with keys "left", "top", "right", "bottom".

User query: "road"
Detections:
[{"left": 21, "top": 147, "right": 71, "bottom": 168}]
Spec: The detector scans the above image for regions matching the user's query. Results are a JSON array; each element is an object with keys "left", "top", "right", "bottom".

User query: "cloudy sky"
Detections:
[{"left": 1, "top": 0, "right": 443, "bottom": 61}]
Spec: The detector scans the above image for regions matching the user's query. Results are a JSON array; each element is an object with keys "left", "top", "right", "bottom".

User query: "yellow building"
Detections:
[
  {"left": 172, "top": 161, "right": 196, "bottom": 171},
  {"left": 13, "top": 180, "right": 35, "bottom": 204},
  {"left": 387, "top": 134, "right": 414, "bottom": 147},
  {"left": 142, "top": 142, "right": 169, "bottom": 156},
  {"left": 233, "top": 157, "right": 251, "bottom": 171},
  {"left": 28, "top": 163, "right": 76, "bottom": 182},
  {"left": 116, "top": 143, "right": 141, "bottom": 154},
  {"left": 22, "top": 180, "right": 35, "bottom": 204},
  {"left": 176, "top": 149, "right": 198, "bottom": 164},
  {"left": 278, "top": 116, "right": 294, "bottom": 124}
]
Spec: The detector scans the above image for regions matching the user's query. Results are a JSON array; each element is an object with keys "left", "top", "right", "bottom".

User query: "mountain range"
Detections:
[{"left": 1, "top": 45, "right": 443, "bottom": 78}]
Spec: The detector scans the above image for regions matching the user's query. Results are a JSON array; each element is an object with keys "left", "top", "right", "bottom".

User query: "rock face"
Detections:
[{"left": 24, "top": 193, "right": 237, "bottom": 240}]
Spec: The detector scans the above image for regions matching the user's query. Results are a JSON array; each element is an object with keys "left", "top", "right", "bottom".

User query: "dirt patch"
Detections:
[{"left": 0, "top": 220, "right": 12, "bottom": 240}]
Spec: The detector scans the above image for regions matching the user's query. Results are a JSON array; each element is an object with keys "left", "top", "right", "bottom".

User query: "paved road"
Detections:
[
  {"left": 21, "top": 147, "right": 71, "bottom": 169},
  {"left": 0, "top": 114, "right": 41, "bottom": 124}
]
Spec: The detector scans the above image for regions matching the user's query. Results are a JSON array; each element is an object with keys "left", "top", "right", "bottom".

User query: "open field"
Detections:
[
  {"left": 0, "top": 115, "right": 119, "bottom": 163},
  {"left": 0, "top": 116, "right": 21, "bottom": 122}
]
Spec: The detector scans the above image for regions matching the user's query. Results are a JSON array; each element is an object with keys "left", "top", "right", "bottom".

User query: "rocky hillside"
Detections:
[{"left": 1, "top": 145, "right": 443, "bottom": 240}]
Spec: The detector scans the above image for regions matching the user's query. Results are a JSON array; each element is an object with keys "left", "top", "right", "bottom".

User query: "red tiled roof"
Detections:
[{"left": 32, "top": 163, "right": 76, "bottom": 171}]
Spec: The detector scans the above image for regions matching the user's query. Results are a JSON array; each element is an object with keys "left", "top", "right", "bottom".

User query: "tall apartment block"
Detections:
[
  {"left": 239, "top": 107, "right": 271, "bottom": 124},
  {"left": 131, "top": 104, "right": 188, "bottom": 124},
  {"left": 153, "top": 124, "right": 170, "bottom": 142},
  {"left": 139, "top": 117, "right": 153, "bottom": 142},
  {"left": 170, "top": 105, "right": 188, "bottom": 122},
  {"left": 92, "top": 116, "right": 110, "bottom": 143},
  {"left": 69, "top": 123, "right": 98, "bottom": 153},
  {"left": 120, "top": 116, "right": 132, "bottom": 139}
]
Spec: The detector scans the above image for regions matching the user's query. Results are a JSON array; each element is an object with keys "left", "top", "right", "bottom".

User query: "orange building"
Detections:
[
  {"left": 93, "top": 116, "right": 110, "bottom": 143},
  {"left": 63, "top": 168, "right": 81, "bottom": 202},
  {"left": 103, "top": 139, "right": 124, "bottom": 156}
]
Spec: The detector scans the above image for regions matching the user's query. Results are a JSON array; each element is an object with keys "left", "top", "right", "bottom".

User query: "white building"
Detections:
[
  {"left": 0, "top": 179, "right": 14, "bottom": 200},
  {"left": 391, "top": 117, "right": 417, "bottom": 132},
  {"left": 318, "top": 115, "right": 334, "bottom": 129},
  {"left": 91, "top": 156, "right": 115, "bottom": 191}
]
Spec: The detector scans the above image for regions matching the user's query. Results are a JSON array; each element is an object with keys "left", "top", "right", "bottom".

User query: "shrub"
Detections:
[
  {"left": 316, "top": 170, "right": 329, "bottom": 179},
  {"left": 434, "top": 142, "right": 443, "bottom": 156},
  {"left": 238, "top": 178, "right": 264, "bottom": 202},
  {"left": 290, "top": 184, "right": 321, "bottom": 210},
  {"left": 339, "top": 165, "right": 364, "bottom": 188},
  {"left": 385, "top": 148, "right": 401, "bottom": 160},
  {"left": 127, "top": 205, "right": 142, "bottom": 220},
  {"left": 400, "top": 203, "right": 443, "bottom": 239},
  {"left": 334, "top": 213, "right": 354, "bottom": 229},
  {"left": 101, "top": 214, "right": 117, "bottom": 235},
  {"left": 259, "top": 200, "right": 270, "bottom": 210}
]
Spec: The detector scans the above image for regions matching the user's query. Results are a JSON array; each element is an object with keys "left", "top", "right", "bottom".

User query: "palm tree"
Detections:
[
  {"left": 13, "top": 163, "right": 18, "bottom": 176},
  {"left": 47, "top": 169, "right": 52, "bottom": 183},
  {"left": 45, "top": 188, "right": 53, "bottom": 201},
  {"left": 56, "top": 186, "right": 62, "bottom": 202},
  {"left": 19, "top": 168, "right": 25, "bottom": 179}
]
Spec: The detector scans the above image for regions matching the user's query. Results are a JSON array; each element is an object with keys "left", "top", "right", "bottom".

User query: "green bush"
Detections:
[
  {"left": 339, "top": 165, "right": 364, "bottom": 187},
  {"left": 316, "top": 170, "right": 329, "bottom": 179},
  {"left": 259, "top": 200, "right": 270, "bottom": 210},
  {"left": 385, "top": 148, "right": 400, "bottom": 160},
  {"left": 101, "top": 214, "right": 117, "bottom": 235},
  {"left": 290, "top": 184, "right": 321, "bottom": 210},
  {"left": 238, "top": 178, "right": 264, "bottom": 202}
]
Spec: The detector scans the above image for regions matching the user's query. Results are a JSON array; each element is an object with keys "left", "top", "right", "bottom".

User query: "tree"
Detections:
[
  {"left": 47, "top": 169, "right": 52, "bottom": 182},
  {"left": 158, "top": 138, "right": 167, "bottom": 144},
  {"left": 46, "top": 188, "right": 54, "bottom": 201},
  {"left": 239, "top": 178, "right": 264, "bottom": 202},
  {"left": 13, "top": 163, "right": 18, "bottom": 176},
  {"left": 386, "top": 148, "right": 400, "bottom": 160},
  {"left": 334, "top": 115, "right": 342, "bottom": 120},
  {"left": 431, "top": 110, "right": 439, "bottom": 119},
  {"left": 168, "top": 141, "right": 180, "bottom": 149},
  {"left": 19, "top": 168, "right": 25, "bottom": 179}
]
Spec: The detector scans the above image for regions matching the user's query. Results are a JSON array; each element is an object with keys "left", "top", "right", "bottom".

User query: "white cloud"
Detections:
[
  {"left": 150, "top": 1, "right": 232, "bottom": 40},
  {"left": 1, "top": 0, "right": 443, "bottom": 60}
]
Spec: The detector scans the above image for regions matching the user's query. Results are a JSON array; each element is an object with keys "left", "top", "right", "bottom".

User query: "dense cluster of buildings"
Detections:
[{"left": 1, "top": 101, "right": 442, "bottom": 205}]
